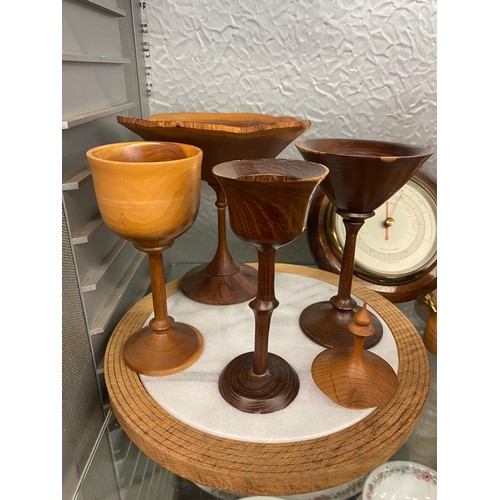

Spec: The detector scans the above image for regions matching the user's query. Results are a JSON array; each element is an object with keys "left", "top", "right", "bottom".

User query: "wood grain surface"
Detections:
[
  {"left": 311, "top": 304, "right": 399, "bottom": 409},
  {"left": 117, "top": 113, "right": 310, "bottom": 185},
  {"left": 423, "top": 312, "right": 437, "bottom": 356},
  {"left": 86, "top": 141, "right": 202, "bottom": 249},
  {"left": 104, "top": 263, "right": 430, "bottom": 496}
]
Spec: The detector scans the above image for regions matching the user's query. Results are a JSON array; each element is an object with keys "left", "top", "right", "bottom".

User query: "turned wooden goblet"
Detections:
[
  {"left": 86, "top": 141, "right": 204, "bottom": 376},
  {"left": 296, "top": 139, "right": 432, "bottom": 349},
  {"left": 213, "top": 158, "right": 328, "bottom": 413},
  {"left": 311, "top": 303, "right": 398, "bottom": 409},
  {"left": 117, "top": 112, "right": 310, "bottom": 305}
]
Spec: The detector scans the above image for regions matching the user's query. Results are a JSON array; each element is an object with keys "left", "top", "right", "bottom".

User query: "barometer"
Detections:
[{"left": 307, "top": 171, "right": 437, "bottom": 302}]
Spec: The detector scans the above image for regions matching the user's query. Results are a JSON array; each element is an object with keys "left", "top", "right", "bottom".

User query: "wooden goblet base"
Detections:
[
  {"left": 218, "top": 352, "right": 299, "bottom": 414},
  {"left": 123, "top": 322, "right": 204, "bottom": 376},
  {"left": 311, "top": 347, "right": 398, "bottom": 409},
  {"left": 299, "top": 301, "right": 383, "bottom": 349},
  {"left": 180, "top": 263, "right": 258, "bottom": 305}
]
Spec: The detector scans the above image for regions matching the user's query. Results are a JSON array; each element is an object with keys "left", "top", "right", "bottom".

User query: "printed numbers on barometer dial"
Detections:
[{"left": 328, "top": 177, "right": 437, "bottom": 284}]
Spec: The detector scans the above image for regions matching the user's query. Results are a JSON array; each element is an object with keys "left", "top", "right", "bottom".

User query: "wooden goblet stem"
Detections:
[
  {"left": 299, "top": 211, "right": 383, "bottom": 349},
  {"left": 179, "top": 183, "right": 258, "bottom": 305},
  {"left": 123, "top": 244, "right": 204, "bottom": 376},
  {"left": 249, "top": 247, "right": 279, "bottom": 375},
  {"left": 147, "top": 248, "right": 174, "bottom": 333},
  {"left": 330, "top": 212, "right": 383, "bottom": 343},
  {"left": 204, "top": 183, "right": 241, "bottom": 276},
  {"left": 330, "top": 216, "right": 364, "bottom": 311},
  {"left": 218, "top": 245, "right": 299, "bottom": 414}
]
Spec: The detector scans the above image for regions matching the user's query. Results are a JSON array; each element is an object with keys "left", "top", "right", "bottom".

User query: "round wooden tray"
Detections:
[{"left": 105, "top": 264, "right": 430, "bottom": 497}]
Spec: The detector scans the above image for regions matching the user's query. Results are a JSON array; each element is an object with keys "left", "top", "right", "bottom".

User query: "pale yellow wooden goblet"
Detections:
[{"left": 86, "top": 141, "right": 204, "bottom": 376}]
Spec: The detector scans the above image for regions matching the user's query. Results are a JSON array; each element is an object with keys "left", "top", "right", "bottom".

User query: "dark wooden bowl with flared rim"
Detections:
[
  {"left": 295, "top": 138, "right": 432, "bottom": 350},
  {"left": 117, "top": 113, "right": 310, "bottom": 306},
  {"left": 296, "top": 138, "right": 432, "bottom": 214}
]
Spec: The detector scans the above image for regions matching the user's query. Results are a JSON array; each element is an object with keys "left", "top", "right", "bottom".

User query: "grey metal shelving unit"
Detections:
[{"left": 62, "top": 1, "right": 154, "bottom": 498}]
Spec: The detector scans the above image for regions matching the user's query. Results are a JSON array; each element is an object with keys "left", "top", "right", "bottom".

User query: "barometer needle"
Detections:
[{"left": 385, "top": 201, "right": 389, "bottom": 241}]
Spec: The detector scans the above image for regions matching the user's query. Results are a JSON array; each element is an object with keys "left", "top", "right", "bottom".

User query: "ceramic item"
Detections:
[
  {"left": 362, "top": 460, "right": 437, "bottom": 499},
  {"left": 243, "top": 497, "right": 283, "bottom": 500},
  {"left": 296, "top": 138, "right": 432, "bottom": 349},
  {"left": 86, "top": 141, "right": 204, "bottom": 376},
  {"left": 117, "top": 112, "right": 310, "bottom": 306},
  {"left": 213, "top": 158, "right": 328, "bottom": 413},
  {"left": 195, "top": 473, "right": 367, "bottom": 500}
]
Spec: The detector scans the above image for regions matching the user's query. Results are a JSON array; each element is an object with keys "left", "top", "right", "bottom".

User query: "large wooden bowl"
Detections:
[{"left": 118, "top": 112, "right": 311, "bottom": 185}]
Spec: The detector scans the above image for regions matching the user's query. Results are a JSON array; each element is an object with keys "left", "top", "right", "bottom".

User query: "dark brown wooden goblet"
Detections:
[
  {"left": 296, "top": 139, "right": 432, "bottom": 349},
  {"left": 86, "top": 141, "right": 204, "bottom": 376},
  {"left": 311, "top": 303, "right": 398, "bottom": 409},
  {"left": 117, "top": 112, "right": 310, "bottom": 305},
  {"left": 213, "top": 159, "right": 328, "bottom": 413}
]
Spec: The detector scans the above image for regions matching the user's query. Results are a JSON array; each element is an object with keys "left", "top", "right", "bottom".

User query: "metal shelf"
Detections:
[
  {"left": 89, "top": 252, "right": 149, "bottom": 336},
  {"left": 62, "top": 168, "right": 92, "bottom": 192},
  {"left": 81, "top": 239, "right": 128, "bottom": 292},
  {"left": 63, "top": 51, "right": 131, "bottom": 64},
  {"left": 74, "top": 0, "right": 126, "bottom": 17},
  {"left": 62, "top": 1, "right": 151, "bottom": 498},
  {"left": 62, "top": 102, "right": 135, "bottom": 129},
  {"left": 71, "top": 216, "right": 103, "bottom": 245}
]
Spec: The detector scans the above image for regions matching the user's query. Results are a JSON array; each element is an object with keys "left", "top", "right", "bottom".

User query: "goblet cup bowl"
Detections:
[
  {"left": 215, "top": 159, "right": 328, "bottom": 247},
  {"left": 87, "top": 141, "right": 202, "bottom": 248},
  {"left": 296, "top": 138, "right": 432, "bottom": 214}
]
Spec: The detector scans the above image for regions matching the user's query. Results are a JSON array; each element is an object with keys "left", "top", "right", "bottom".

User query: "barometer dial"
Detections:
[
  {"left": 307, "top": 171, "right": 437, "bottom": 302},
  {"left": 328, "top": 177, "right": 437, "bottom": 282}
]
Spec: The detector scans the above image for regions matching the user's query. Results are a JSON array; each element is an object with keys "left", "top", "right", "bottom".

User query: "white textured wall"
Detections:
[{"left": 143, "top": 0, "right": 437, "bottom": 265}]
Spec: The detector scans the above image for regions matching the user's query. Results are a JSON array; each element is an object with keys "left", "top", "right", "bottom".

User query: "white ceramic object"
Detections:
[
  {"left": 243, "top": 497, "right": 283, "bottom": 499},
  {"left": 195, "top": 474, "right": 367, "bottom": 500},
  {"left": 362, "top": 460, "right": 437, "bottom": 500}
]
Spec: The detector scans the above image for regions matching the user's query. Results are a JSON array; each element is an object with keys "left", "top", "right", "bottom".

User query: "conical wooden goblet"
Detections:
[
  {"left": 213, "top": 158, "right": 328, "bottom": 413},
  {"left": 296, "top": 139, "right": 432, "bottom": 349},
  {"left": 86, "top": 141, "right": 204, "bottom": 376},
  {"left": 311, "top": 303, "right": 398, "bottom": 409},
  {"left": 117, "top": 112, "right": 310, "bottom": 305}
]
